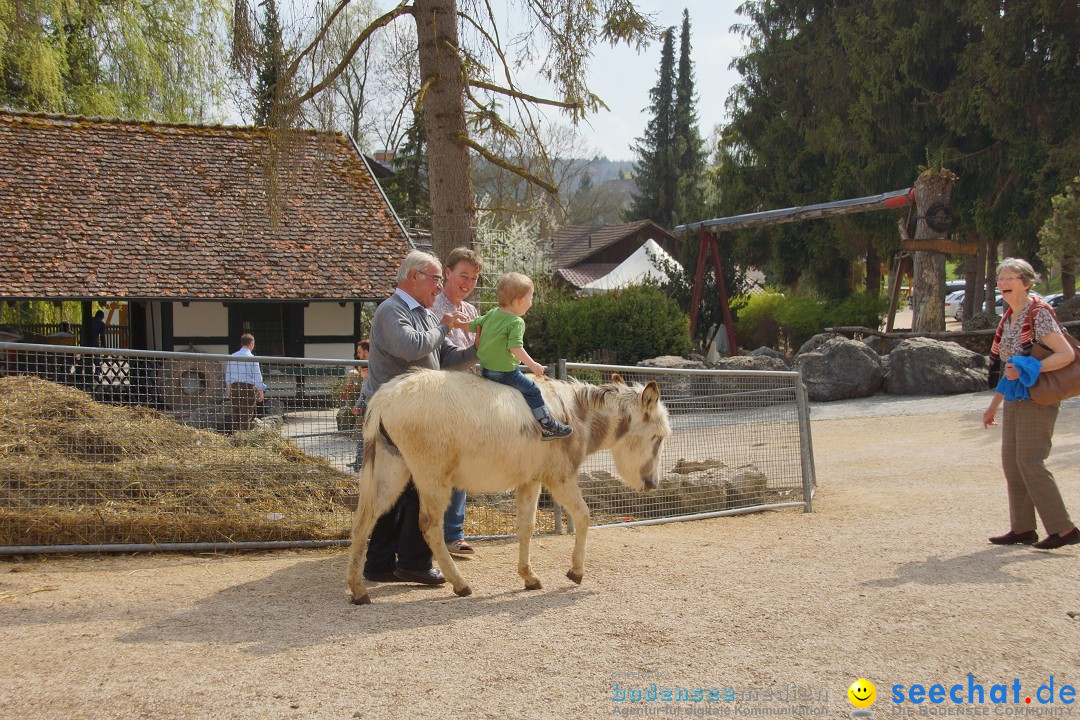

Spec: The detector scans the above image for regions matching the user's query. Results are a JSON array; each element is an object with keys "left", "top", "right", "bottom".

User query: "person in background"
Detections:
[
  {"left": 982, "top": 258, "right": 1078, "bottom": 550},
  {"left": 357, "top": 250, "right": 475, "bottom": 586},
  {"left": 89, "top": 310, "right": 106, "bottom": 348},
  {"left": 432, "top": 247, "right": 483, "bottom": 556},
  {"left": 225, "top": 333, "right": 266, "bottom": 433}
]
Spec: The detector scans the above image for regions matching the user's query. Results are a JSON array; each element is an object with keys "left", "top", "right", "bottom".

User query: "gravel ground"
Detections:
[{"left": 1, "top": 393, "right": 1078, "bottom": 720}]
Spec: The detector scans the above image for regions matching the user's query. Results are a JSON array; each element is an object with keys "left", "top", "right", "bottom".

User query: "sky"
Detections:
[
  {"left": 570, "top": 1, "right": 747, "bottom": 161},
  {"left": 272, "top": 1, "right": 747, "bottom": 162}
]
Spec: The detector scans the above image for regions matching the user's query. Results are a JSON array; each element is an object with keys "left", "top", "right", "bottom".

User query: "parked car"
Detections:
[
  {"left": 945, "top": 290, "right": 965, "bottom": 320},
  {"left": 1043, "top": 292, "right": 1064, "bottom": 308}
]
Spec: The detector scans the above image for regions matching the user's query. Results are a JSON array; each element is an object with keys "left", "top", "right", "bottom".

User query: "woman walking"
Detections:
[{"left": 982, "top": 258, "right": 1078, "bottom": 550}]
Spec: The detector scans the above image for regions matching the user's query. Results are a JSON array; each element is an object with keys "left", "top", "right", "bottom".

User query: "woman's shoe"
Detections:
[
  {"left": 446, "top": 539, "right": 475, "bottom": 556},
  {"left": 1033, "top": 527, "right": 1080, "bottom": 550},
  {"left": 988, "top": 530, "right": 1038, "bottom": 545}
]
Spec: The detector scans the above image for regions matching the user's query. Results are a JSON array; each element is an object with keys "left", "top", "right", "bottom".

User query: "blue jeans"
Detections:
[
  {"left": 481, "top": 367, "right": 548, "bottom": 420},
  {"left": 444, "top": 488, "right": 467, "bottom": 542}
]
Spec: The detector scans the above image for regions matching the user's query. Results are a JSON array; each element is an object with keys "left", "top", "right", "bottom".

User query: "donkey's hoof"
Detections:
[
  {"left": 566, "top": 570, "right": 583, "bottom": 584},
  {"left": 524, "top": 579, "right": 543, "bottom": 591},
  {"left": 350, "top": 594, "right": 371, "bottom": 605},
  {"left": 454, "top": 585, "right": 473, "bottom": 597}
]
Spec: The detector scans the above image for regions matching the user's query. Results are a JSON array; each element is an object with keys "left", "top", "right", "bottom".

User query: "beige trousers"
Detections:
[{"left": 1001, "top": 399, "right": 1072, "bottom": 535}]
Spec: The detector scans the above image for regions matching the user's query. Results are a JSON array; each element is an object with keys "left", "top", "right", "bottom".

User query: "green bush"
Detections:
[
  {"left": 733, "top": 291, "right": 785, "bottom": 349},
  {"left": 733, "top": 291, "right": 888, "bottom": 353},
  {"left": 829, "top": 293, "right": 889, "bottom": 330},
  {"left": 527, "top": 284, "right": 691, "bottom": 365}
]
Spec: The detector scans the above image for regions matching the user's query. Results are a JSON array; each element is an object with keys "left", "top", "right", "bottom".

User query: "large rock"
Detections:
[
  {"left": 638, "top": 355, "right": 706, "bottom": 370},
  {"left": 637, "top": 356, "right": 705, "bottom": 413},
  {"left": 884, "top": 337, "right": 988, "bottom": 395},
  {"left": 747, "top": 346, "right": 791, "bottom": 366},
  {"left": 710, "top": 355, "right": 790, "bottom": 372},
  {"left": 793, "top": 335, "right": 884, "bottom": 401}
]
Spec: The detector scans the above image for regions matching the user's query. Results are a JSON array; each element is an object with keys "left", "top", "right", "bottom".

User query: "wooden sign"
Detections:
[{"left": 900, "top": 239, "right": 979, "bottom": 255}]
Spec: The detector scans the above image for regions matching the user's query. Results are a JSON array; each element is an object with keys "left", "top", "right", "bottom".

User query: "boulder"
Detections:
[
  {"left": 725, "top": 464, "right": 769, "bottom": 508},
  {"left": 793, "top": 336, "right": 884, "bottom": 401},
  {"left": 709, "top": 355, "right": 789, "bottom": 372},
  {"left": 862, "top": 335, "right": 894, "bottom": 356},
  {"left": 796, "top": 332, "right": 845, "bottom": 357},
  {"left": 884, "top": 337, "right": 988, "bottom": 395},
  {"left": 637, "top": 356, "right": 705, "bottom": 412},
  {"left": 638, "top": 355, "right": 706, "bottom": 370},
  {"left": 747, "top": 346, "right": 791, "bottom": 366},
  {"left": 703, "top": 354, "right": 796, "bottom": 410}
]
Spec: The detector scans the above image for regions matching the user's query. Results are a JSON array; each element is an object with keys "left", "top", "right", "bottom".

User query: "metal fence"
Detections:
[{"left": 0, "top": 342, "right": 814, "bottom": 554}]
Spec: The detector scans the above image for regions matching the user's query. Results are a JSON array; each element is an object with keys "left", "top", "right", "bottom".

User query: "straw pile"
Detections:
[{"left": 0, "top": 376, "right": 358, "bottom": 547}]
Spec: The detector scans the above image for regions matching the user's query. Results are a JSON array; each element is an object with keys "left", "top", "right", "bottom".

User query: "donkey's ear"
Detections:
[
  {"left": 611, "top": 372, "right": 625, "bottom": 385},
  {"left": 641, "top": 380, "right": 660, "bottom": 411}
]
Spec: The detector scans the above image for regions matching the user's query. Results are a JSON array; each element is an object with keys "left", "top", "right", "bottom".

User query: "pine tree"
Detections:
[
  {"left": 383, "top": 112, "right": 431, "bottom": 230},
  {"left": 627, "top": 27, "right": 677, "bottom": 228},
  {"left": 673, "top": 9, "right": 708, "bottom": 226},
  {"left": 253, "top": 0, "right": 286, "bottom": 127}
]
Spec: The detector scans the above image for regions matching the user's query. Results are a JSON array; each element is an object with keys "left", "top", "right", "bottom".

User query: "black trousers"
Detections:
[{"left": 364, "top": 480, "right": 434, "bottom": 573}]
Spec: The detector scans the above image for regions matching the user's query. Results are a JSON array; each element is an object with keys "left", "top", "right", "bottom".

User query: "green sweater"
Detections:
[{"left": 470, "top": 307, "right": 525, "bottom": 372}]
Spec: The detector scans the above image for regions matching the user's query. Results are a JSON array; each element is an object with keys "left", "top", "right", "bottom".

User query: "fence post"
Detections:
[
  {"left": 794, "top": 374, "right": 817, "bottom": 512},
  {"left": 552, "top": 359, "right": 569, "bottom": 535}
]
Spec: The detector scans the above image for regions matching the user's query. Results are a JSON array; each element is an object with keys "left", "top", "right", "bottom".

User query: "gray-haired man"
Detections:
[{"left": 358, "top": 250, "right": 476, "bottom": 585}]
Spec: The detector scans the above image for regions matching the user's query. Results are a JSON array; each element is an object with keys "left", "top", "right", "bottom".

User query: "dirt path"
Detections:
[{"left": 2, "top": 396, "right": 1078, "bottom": 720}]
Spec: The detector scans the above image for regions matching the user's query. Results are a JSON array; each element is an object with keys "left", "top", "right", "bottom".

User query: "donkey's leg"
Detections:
[
  {"left": 345, "top": 449, "right": 411, "bottom": 605},
  {"left": 415, "top": 478, "right": 470, "bottom": 597},
  {"left": 543, "top": 478, "right": 591, "bottom": 584},
  {"left": 514, "top": 482, "right": 544, "bottom": 590}
]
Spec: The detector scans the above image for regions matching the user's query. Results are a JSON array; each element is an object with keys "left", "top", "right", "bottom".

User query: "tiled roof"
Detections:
[
  {"left": 547, "top": 220, "right": 676, "bottom": 267},
  {"left": 555, "top": 264, "right": 619, "bottom": 290},
  {"left": 0, "top": 112, "right": 412, "bottom": 301}
]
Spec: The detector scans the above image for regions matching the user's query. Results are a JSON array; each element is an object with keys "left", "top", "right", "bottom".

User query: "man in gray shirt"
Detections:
[{"left": 359, "top": 250, "right": 477, "bottom": 586}]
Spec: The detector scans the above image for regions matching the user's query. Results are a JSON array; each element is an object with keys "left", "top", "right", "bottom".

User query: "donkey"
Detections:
[{"left": 345, "top": 370, "right": 669, "bottom": 604}]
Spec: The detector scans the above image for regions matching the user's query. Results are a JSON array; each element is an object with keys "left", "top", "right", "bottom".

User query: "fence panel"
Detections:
[{"left": 0, "top": 343, "right": 813, "bottom": 553}]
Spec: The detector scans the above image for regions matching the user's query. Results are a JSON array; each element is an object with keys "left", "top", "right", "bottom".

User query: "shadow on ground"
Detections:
[{"left": 117, "top": 553, "right": 594, "bottom": 655}]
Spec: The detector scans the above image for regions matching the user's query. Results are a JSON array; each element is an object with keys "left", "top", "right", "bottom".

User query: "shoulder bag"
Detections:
[{"left": 1028, "top": 326, "right": 1080, "bottom": 406}]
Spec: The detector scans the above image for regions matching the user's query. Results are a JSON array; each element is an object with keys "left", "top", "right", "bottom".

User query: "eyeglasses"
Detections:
[{"left": 415, "top": 270, "right": 444, "bottom": 285}]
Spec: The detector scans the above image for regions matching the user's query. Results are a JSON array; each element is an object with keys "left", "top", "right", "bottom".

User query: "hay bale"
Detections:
[{"left": 0, "top": 375, "right": 357, "bottom": 547}]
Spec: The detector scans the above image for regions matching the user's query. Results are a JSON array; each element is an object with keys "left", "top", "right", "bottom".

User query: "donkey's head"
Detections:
[{"left": 608, "top": 376, "right": 669, "bottom": 492}]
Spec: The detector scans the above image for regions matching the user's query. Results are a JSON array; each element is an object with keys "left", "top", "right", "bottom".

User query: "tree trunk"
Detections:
[
  {"left": 866, "top": 246, "right": 881, "bottom": 297},
  {"left": 969, "top": 237, "right": 986, "bottom": 316},
  {"left": 414, "top": 0, "right": 475, "bottom": 259},
  {"left": 985, "top": 244, "right": 999, "bottom": 313},
  {"left": 1062, "top": 259, "right": 1076, "bottom": 299},
  {"left": 911, "top": 170, "right": 957, "bottom": 333}
]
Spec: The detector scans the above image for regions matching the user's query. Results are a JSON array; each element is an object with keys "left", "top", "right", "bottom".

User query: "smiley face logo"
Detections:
[{"left": 848, "top": 679, "right": 877, "bottom": 708}]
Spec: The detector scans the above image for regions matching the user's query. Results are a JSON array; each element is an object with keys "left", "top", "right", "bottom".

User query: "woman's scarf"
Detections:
[{"left": 989, "top": 295, "right": 1055, "bottom": 360}]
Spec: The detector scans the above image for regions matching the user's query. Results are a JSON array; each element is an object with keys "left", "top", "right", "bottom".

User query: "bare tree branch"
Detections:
[
  {"left": 290, "top": 1, "right": 414, "bottom": 108},
  {"left": 284, "top": 0, "right": 354, "bottom": 81},
  {"left": 468, "top": 79, "right": 585, "bottom": 112},
  {"left": 456, "top": 133, "right": 558, "bottom": 194}
]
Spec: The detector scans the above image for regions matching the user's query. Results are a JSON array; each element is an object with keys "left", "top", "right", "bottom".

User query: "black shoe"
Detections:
[
  {"left": 988, "top": 530, "right": 1038, "bottom": 545},
  {"left": 362, "top": 569, "right": 400, "bottom": 582},
  {"left": 393, "top": 567, "right": 446, "bottom": 585},
  {"left": 1033, "top": 527, "right": 1080, "bottom": 550},
  {"left": 538, "top": 416, "right": 573, "bottom": 441}
]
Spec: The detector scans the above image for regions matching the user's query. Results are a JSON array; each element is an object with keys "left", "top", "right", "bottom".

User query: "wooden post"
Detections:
[
  {"left": 688, "top": 228, "right": 738, "bottom": 355},
  {"left": 905, "top": 169, "right": 958, "bottom": 333}
]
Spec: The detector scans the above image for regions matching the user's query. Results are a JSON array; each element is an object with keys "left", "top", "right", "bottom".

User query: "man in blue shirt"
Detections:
[{"left": 225, "top": 333, "right": 266, "bottom": 433}]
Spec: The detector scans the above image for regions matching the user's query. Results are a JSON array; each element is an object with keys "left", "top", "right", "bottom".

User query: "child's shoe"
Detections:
[{"left": 538, "top": 415, "right": 573, "bottom": 441}]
